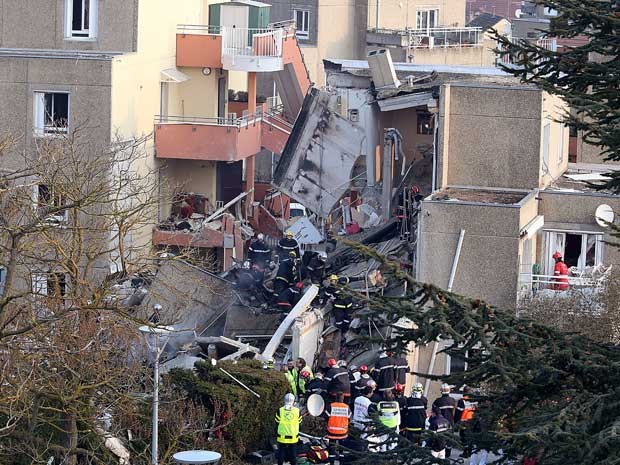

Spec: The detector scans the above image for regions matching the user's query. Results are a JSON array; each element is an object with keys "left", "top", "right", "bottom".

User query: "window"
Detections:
[
  {"left": 34, "top": 184, "right": 69, "bottom": 224},
  {"left": 34, "top": 92, "right": 69, "bottom": 136},
  {"left": 558, "top": 124, "right": 565, "bottom": 164},
  {"left": 294, "top": 10, "right": 310, "bottom": 40},
  {"left": 32, "top": 272, "right": 68, "bottom": 298},
  {"left": 544, "top": 230, "right": 603, "bottom": 274},
  {"left": 416, "top": 9, "right": 438, "bottom": 30},
  {"left": 417, "top": 111, "right": 434, "bottom": 135},
  {"left": 65, "top": 0, "right": 98, "bottom": 39},
  {"left": 542, "top": 122, "right": 550, "bottom": 173}
]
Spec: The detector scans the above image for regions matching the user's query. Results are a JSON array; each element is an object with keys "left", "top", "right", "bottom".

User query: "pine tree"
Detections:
[
  {"left": 351, "top": 244, "right": 620, "bottom": 465},
  {"left": 494, "top": 0, "right": 620, "bottom": 191}
]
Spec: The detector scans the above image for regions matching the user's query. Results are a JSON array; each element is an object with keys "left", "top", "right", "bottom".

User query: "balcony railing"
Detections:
[
  {"left": 155, "top": 111, "right": 263, "bottom": 129},
  {"left": 518, "top": 268, "right": 611, "bottom": 300},
  {"left": 177, "top": 24, "right": 222, "bottom": 35},
  {"left": 221, "top": 26, "right": 283, "bottom": 58},
  {"left": 368, "top": 26, "right": 483, "bottom": 49}
]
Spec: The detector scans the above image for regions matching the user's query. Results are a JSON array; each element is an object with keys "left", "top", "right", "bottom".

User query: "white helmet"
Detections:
[
  {"left": 440, "top": 383, "right": 451, "bottom": 394},
  {"left": 257, "top": 233, "right": 265, "bottom": 241},
  {"left": 284, "top": 393, "right": 295, "bottom": 407},
  {"left": 413, "top": 382, "right": 423, "bottom": 398}
]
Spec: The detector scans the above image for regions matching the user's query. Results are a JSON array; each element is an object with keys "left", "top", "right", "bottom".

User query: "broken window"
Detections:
[
  {"left": 66, "top": 0, "right": 98, "bottom": 39},
  {"left": 294, "top": 10, "right": 310, "bottom": 40},
  {"left": 416, "top": 111, "right": 434, "bottom": 135},
  {"left": 35, "top": 184, "right": 69, "bottom": 223},
  {"left": 34, "top": 92, "right": 69, "bottom": 136},
  {"left": 544, "top": 230, "right": 603, "bottom": 273}
]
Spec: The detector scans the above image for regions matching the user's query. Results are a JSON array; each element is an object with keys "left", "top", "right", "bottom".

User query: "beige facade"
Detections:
[{"left": 368, "top": 0, "right": 466, "bottom": 30}]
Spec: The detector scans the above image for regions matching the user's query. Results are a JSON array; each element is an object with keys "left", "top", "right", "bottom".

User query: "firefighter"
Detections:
[
  {"left": 332, "top": 276, "right": 353, "bottom": 334},
  {"left": 377, "top": 394, "right": 401, "bottom": 451},
  {"left": 248, "top": 233, "right": 272, "bottom": 269},
  {"left": 428, "top": 404, "right": 451, "bottom": 459},
  {"left": 278, "top": 230, "right": 300, "bottom": 260},
  {"left": 306, "top": 251, "right": 327, "bottom": 284},
  {"left": 355, "top": 365, "right": 372, "bottom": 397},
  {"left": 274, "top": 251, "right": 300, "bottom": 295},
  {"left": 394, "top": 352, "right": 409, "bottom": 386},
  {"left": 402, "top": 382, "right": 427, "bottom": 444},
  {"left": 295, "top": 357, "right": 313, "bottom": 395},
  {"left": 372, "top": 350, "right": 396, "bottom": 397},
  {"left": 432, "top": 383, "right": 456, "bottom": 458},
  {"left": 552, "top": 251, "right": 570, "bottom": 291},
  {"left": 325, "top": 391, "right": 351, "bottom": 465},
  {"left": 275, "top": 282, "right": 303, "bottom": 313},
  {"left": 275, "top": 393, "right": 302, "bottom": 465},
  {"left": 324, "top": 358, "right": 351, "bottom": 401},
  {"left": 304, "top": 372, "right": 326, "bottom": 399},
  {"left": 455, "top": 385, "right": 478, "bottom": 459}
]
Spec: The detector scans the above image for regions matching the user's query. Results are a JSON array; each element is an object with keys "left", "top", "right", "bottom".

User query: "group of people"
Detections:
[{"left": 276, "top": 355, "right": 485, "bottom": 465}]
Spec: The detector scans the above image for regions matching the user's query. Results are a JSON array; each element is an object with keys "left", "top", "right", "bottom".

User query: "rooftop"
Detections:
[
  {"left": 428, "top": 187, "right": 531, "bottom": 205},
  {"left": 467, "top": 13, "right": 507, "bottom": 31}
]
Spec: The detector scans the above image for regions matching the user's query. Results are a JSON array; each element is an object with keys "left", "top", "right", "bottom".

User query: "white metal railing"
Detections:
[
  {"left": 518, "top": 272, "right": 607, "bottom": 297},
  {"left": 155, "top": 109, "right": 263, "bottom": 129},
  {"left": 221, "top": 26, "right": 283, "bottom": 58},
  {"left": 498, "top": 37, "right": 558, "bottom": 65},
  {"left": 176, "top": 24, "right": 221, "bottom": 35},
  {"left": 408, "top": 27, "right": 483, "bottom": 49}
]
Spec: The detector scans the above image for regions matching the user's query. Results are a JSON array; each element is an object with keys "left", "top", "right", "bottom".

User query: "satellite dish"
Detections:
[
  {"left": 595, "top": 204, "right": 614, "bottom": 227},
  {"left": 306, "top": 394, "right": 325, "bottom": 417}
]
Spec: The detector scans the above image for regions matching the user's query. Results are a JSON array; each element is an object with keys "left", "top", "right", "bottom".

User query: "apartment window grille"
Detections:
[
  {"left": 294, "top": 10, "right": 310, "bottom": 40},
  {"left": 65, "top": 0, "right": 98, "bottom": 39},
  {"left": 34, "top": 184, "right": 69, "bottom": 224},
  {"left": 34, "top": 92, "right": 69, "bottom": 136},
  {"left": 416, "top": 9, "right": 439, "bottom": 30},
  {"left": 417, "top": 111, "right": 434, "bottom": 135}
]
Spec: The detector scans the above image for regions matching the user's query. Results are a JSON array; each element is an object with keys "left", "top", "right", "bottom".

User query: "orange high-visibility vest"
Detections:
[
  {"left": 461, "top": 399, "right": 477, "bottom": 421},
  {"left": 326, "top": 402, "right": 350, "bottom": 439}
]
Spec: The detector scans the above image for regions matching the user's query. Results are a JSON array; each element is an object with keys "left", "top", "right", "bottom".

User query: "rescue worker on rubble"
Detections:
[
  {"left": 295, "top": 357, "right": 313, "bottom": 395},
  {"left": 325, "top": 391, "right": 352, "bottom": 465},
  {"left": 326, "top": 275, "right": 353, "bottom": 334},
  {"left": 275, "top": 393, "right": 302, "bottom": 465},
  {"left": 278, "top": 230, "right": 300, "bottom": 260},
  {"left": 552, "top": 251, "right": 570, "bottom": 291},
  {"left": 372, "top": 350, "right": 396, "bottom": 398},
  {"left": 297, "top": 370, "right": 313, "bottom": 403},
  {"left": 248, "top": 233, "right": 272, "bottom": 269},
  {"left": 283, "top": 360, "right": 297, "bottom": 396},
  {"left": 402, "top": 382, "right": 427, "bottom": 444},
  {"left": 306, "top": 251, "right": 327, "bottom": 285},
  {"left": 304, "top": 372, "right": 327, "bottom": 401},
  {"left": 275, "top": 282, "right": 303, "bottom": 313},
  {"left": 274, "top": 251, "right": 300, "bottom": 295},
  {"left": 325, "top": 358, "right": 351, "bottom": 402}
]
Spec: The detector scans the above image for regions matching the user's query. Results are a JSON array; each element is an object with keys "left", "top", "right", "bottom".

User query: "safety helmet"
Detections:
[
  {"left": 327, "top": 358, "right": 337, "bottom": 367},
  {"left": 300, "top": 370, "right": 311, "bottom": 380},
  {"left": 285, "top": 230, "right": 294, "bottom": 238},
  {"left": 319, "top": 251, "right": 327, "bottom": 261},
  {"left": 242, "top": 260, "right": 251, "bottom": 269},
  {"left": 412, "top": 382, "right": 423, "bottom": 393},
  {"left": 552, "top": 251, "right": 562, "bottom": 259},
  {"left": 394, "top": 383, "right": 405, "bottom": 393},
  {"left": 329, "top": 274, "right": 338, "bottom": 283},
  {"left": 284, "top": 393, "right": 295, "bottom": 407},
  {"left": 359, "top": 364, "right": 368, "bottom": 374},
  {"left": 367, "top": 380, "right": 377, "bottom": 390},
  {"left": 295, "top": 282, "right": 304, "bottom": 289},
  {"left": 349, "top": 364, "right": 358, "bottom": 372},
  {"left": 338, "top": 276, "right": 349, "bottom": 285},
  {"left": 267, "top": 357, "right": 275, "bottom": 369},
  {"left": 338, "top": 359, "right": 347, "bottom": 368},
  {"left": 440, "top": 383, "right": 451, "bottom": 394},
  {"left": 257, "top": 233, "right": 265, "bottom": 241},
  {"left": 289, "top": 250, "right": 297, "bottom": 258}
]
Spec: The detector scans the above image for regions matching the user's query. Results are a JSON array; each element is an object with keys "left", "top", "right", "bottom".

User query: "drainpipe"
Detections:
[{"left": 431, "top": 112, "right": 438, "bottom": 192}]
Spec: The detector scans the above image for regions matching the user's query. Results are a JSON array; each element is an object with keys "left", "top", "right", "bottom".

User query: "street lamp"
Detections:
[{"left": 139, "top": 310, "right": 174, "bottom": 465}]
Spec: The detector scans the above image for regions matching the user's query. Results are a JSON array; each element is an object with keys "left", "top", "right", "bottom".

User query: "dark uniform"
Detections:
[
  {"left": 306, "top": 254, "right": 326, "bottom": 284},
  {"left": 248, "top": 238, "right": 272, "bottom": 268},
  {"left": 428, "top": 413, "right": 451, "bottom": 456},
  {"left": 305, "top": 377, "right": 327, "bottom": 398},
  {"left": 333, "top": 291, "right": 353, "bottom": 333},
  {"left": 402, "top": 396, "right": 428, "bottom": 443},
  {"left": 354, "top": 374, "right": 372, "bottom": 397},
  {"left": 275, "top": 286, "right": 301, "bottom": 313},
  {"left": 324, "top": 366, "right": 351, "bottom": 398},
  {"left": 394, "top": 355, "right": 409, "bottom": 385},
  {"left": 432, "top": 394, "right": 457, "bottom": 425},
  {"left": 277, "top": 236, "right": 300, "bottom": 259},
  {"left": 373, "top": 354, "right": 396, "bottom": 394},
  {"left": 274, "top": 258, "right": 299, "bottom": 295}
]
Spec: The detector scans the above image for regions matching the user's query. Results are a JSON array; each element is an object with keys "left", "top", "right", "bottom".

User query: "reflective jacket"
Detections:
[
  {"left": 296, "top": 366, "right": 313, "bottom": 394},
  {"left": 352, "top": 396, "right": 373, "bottom": 430},
  {"left": 373, "top": 355, "right": 396, "bottom": 392},
  {"left": 305, "top": 378, "right": 326, "bottom": 397},
  {"left": 428, "top": 414, "right": 450, "bottom": 452},
  {"left": 455, "top": 397, "right": 477, "bottom": 423},
  {"left": 378, "top": 401, "right": 401, "bottom": 429},
  {"left": 284, "top": 370, "right": 297, "bottom": 396},
  {"left": 276, "top": 406, "right": 301, "bottom": 443},
  {"left": 248, "top": 239, "right": 271, "bottom": 266},
  {"left": 326, "top": 402, "right": 351, "bottom": 439},
  {"left": 277, "top": 237, "right": 300, "bottom": 258},
  {"left": 402, "top": 396, "right": 427, "bottom": 431},
  {"left": 325, "top": 366, "right": 351, "bottom": 395},
  {"left": 394, "top": 356, "right": 408, "bottom": 385},
  {"left": 432, "top": 394, "right": 457, "bottom": 425},
  {"left": 275, "top": 259, "right": 299, "bottom": 286}
]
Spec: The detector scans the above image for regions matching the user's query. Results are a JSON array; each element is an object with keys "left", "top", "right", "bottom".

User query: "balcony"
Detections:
[
  {"left": 368, "top": 26, "right": 483, "bottom": 49},
  {"left": 518, "top": 266, "right": 612, "bottom": 300},
  {"left": 154, "top": 113, "right": 262, "bottom": 162},
  {"left": 176, "top": 22, "right": 296, "bottom": 72}
]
